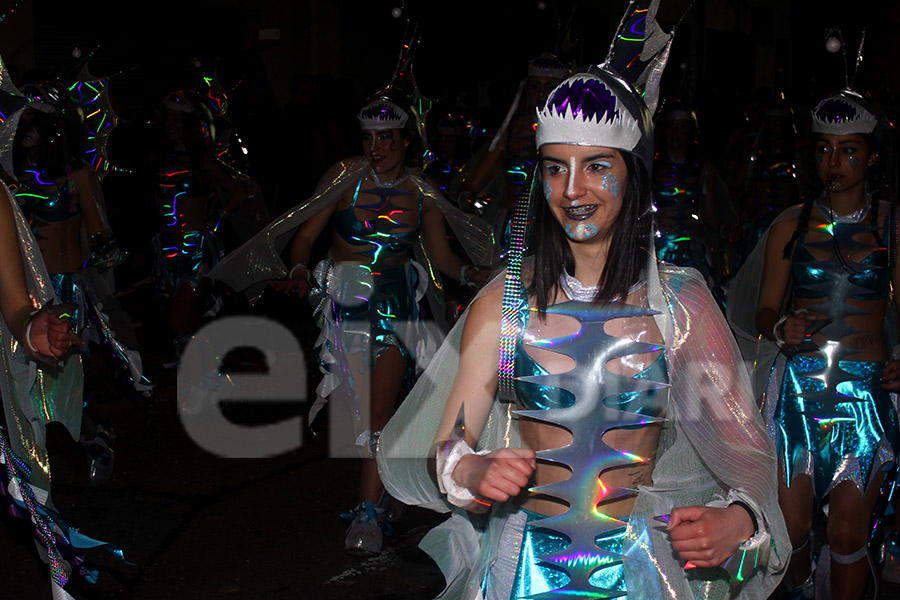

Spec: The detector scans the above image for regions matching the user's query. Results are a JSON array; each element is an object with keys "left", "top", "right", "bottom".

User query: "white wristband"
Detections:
[
  {"left": 288, "top": 262, "right": 308, "bottom": 279},
  {"left": 772, "top": 313, "right": 789, "bottom": 351},
  {"left": 23, "top": 313, "right": 38, "bottom": 354},
  {"left": 436, "top": 437, "right": 490, "bottom": 508}
]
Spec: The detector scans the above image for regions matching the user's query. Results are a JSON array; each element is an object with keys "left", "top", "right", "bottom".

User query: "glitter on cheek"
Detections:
[
  {"left": 815, "top": 154, "right": 823, "bottom": 167},
  {"left": 543, "top": 179, "right": 553, "bottom": 203},
  {"left": 848, "top": 155, "right": 859, "bottom": 170},
  {"left": 607, "top": 173, "right": 620, "bottom": 199}
]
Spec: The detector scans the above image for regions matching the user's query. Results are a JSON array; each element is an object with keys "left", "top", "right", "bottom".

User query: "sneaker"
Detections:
[
  {"left": 341, "top": 501, "right": 384, "bottom": 556},
  {"left": 883, "top": 531, "right": 900, "bottom": 584}
]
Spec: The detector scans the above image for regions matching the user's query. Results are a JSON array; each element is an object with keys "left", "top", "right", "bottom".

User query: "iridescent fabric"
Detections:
[
  {"left": 772, "top": 203, "right": 896, "bottom": 497},
  {"left": 777, "top": 355, "right": 898, "bottom": 498},
  {"left": 507, "top": 510, "right": 629, "bottom": 599},
  {"left": 0, "top": 188, "right": 83, "bottom": 493},
  {"left": 333, "top": 178, "right": 423, "bottom": 261},
  {"left": 209, "top": 157, "right": 495, "bottom": 328},
  {"left": 152, "top": 228, "right": 223, "bottom": 295},
  {"left": 306, "top": 259, "right": 428, "bottom": 435},
  {"left": 653, "top": 159, "right": 707, "bottom": 275},
  {"left": 16, "top": 179, "right": 81, "bottom": 226},
  {"left": 49, "top": 272, "right": 151, "bottom": 394},
  {"left": 379, "top": 263, "right": 789, "bottom": 600}
]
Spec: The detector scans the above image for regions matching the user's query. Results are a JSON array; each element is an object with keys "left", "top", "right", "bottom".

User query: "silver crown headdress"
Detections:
[
  {"left": 535, "top": 0, "right": 677, "bottom": 168},
  {"left": 357, "top": 98, "right": 410, "bottom": 131},
  {"left": 487, "top": 52, "right": 570, "bottom": 152},
  {"left": 527, "top": 53, "right": 570, "bottom": 81},
  {"left": 811, "top": 91, "right": 877, "bottom": 135}
]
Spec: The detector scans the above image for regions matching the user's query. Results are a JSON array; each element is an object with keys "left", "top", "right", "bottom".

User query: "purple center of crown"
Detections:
[
  {"left": 547, "top": 78, "right": 620, "bottom": 124},
  {"left": 359, "top": 103, "right": 401, "bottom": 122},
  {"left": 815, "top": 98, "right": 858, "bottom": 124}
]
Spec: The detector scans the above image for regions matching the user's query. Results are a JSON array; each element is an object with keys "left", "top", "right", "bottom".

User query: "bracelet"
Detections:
[
  {"left": 729, "top": 500, "right": 759, "bottom": 536},
  {"left": 772, "top": 313, "right": 789, "bottom": 351},
  {"left": 23, "top": 313, "right": 38, "bottom": 354},
  {"left": 459, "top": 264, "right": 473, "bottom": 285},
  {"left": 288, "top": 262, "right": 309, "bottom": 279}
]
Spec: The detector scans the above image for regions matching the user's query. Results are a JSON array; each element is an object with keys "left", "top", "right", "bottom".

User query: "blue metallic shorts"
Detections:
[
  {"left": 152, "top": 229, "right": 223, "bottom": 297},
  {"left": 776, "top": 354, "right": 899, "bottom": 498},
  {"left": 508, "top": 509, "right": 627, "bottom": 599}
]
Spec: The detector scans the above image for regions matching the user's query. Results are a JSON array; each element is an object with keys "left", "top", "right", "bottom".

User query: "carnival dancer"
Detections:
[
  {"left": 456, "top": 53, "right": 569, "bottom": 258},
  {"left": 152, "top": 90, "right": 250, "bottom": 358},
  {"left": 0, "top": 165, "right": 125, "bottom": 599},
  {"left": 210, "top": 90, "right": 494, "bottom": 555},
  {"left": 652, "top": 101, "right": 734, "bottom": 294},
  {"left": 377, "top": 1, "right": 789, "bottom": 597},
  {"left": 4, "top": 85, "right": 152, "bottom": 482},
  {"left": 728, "top": 88, "right": 897, "bottom": 599}
]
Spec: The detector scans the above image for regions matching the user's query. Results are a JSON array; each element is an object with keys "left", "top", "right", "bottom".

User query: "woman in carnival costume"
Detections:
[
  {"left": 728, "top": 84, "right": 898, "bottom": 599},
  {"left": 0, "top": 138, "right": 123, "bottom": 600},
  {"left": 0, "top": 77, "right": 153, "bottom": 482},
  {"left": 377, "top": 2, "right": 789, "bottom": 598},
  {"left": 152, "top": 89, "right": 252, "bottom": 357},
  {"left": 210, "top": 89, "right": 494, "bottom": 555},
  {"left": 456, "top": 53, "right": 569, "bottom": 258},
  {"left": 652, "top": 100, "right": 735, "bottom": 298}
]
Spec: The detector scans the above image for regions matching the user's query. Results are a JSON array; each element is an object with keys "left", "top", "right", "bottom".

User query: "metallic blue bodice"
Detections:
[
  {"left": 157, "top": 153, "right": 211, "bottom": 198},
  {"left": 16, "top": 180, "right": 80, "bottom": 226},
  {"left": 791, "top": 220, "right": 889, "bottom": 306},
  {"left": 515, "top": 329, "right": 668, "bottom": 417},
  {"left": 334, "top": 176, "right": 422, "bottom": 263},
  {"left": 510, "top": 296, "right": 668, "bottom": 597}
]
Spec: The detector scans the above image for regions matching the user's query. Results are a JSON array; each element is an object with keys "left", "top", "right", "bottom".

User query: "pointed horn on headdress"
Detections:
[{"left": 603, "top": 0, "right": 684, "bottom": 116}]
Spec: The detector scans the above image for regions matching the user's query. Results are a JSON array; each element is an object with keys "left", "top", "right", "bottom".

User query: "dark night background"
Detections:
[
  {"left": 0, "top": 1, "right": 899, "bottom": 598},
  {"left": 3, "top": 0, "right": 898, "bottom": 140}
]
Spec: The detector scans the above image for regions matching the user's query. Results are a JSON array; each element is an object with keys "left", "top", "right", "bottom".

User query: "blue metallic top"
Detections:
[
  {"left": 791, "top": 211, "right": 889, "bottom": 304},
  {"left": 17, "top": 181, "right": 80, "bottom": 225},
  {"left": 334, "top": 175, "right": 423, "bottom": 264}
]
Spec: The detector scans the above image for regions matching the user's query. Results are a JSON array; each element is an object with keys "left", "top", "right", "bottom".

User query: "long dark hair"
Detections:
[{"left": 528, "top": 151, "right": 654, "bottom": 313}]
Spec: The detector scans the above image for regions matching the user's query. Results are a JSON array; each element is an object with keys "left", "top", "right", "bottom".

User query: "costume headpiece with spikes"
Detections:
[
  {"left": 356, "top": 4, "right": 432, "bottom": 162},
  {"left": 357, "top": 98, "right": 410, "bottom": 131},
  {"left": 527, "top": 53, "right": 570, "bottom": 81},
  {"left": 535, "top": 0, "right": 676, "bottom": 169},
  {"left": 811, "top": 90, "right": 877, "bottom": 136}
]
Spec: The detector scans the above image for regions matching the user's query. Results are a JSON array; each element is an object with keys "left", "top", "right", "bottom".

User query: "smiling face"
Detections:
[
  {"left": 540, "top": 144, "right": 627, "bottom": 245},
  {"left": 362, "top": 128, "right": 408, "bottom": 178},
  {"left": 814, "top": 133, "right": 876, "bottom": 193}
]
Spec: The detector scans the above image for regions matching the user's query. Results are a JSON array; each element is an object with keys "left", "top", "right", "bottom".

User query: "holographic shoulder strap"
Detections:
[{"left": 497, "top": 175, "right": 534, "bottom": 402}]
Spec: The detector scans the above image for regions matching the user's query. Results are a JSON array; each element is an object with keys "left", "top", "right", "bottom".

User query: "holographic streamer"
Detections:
[
  {"left": 497, "top": 174, "right": 534, "bottom": 403},
  {"left": 0, "top": 427, "right": 71, "bottom": 589}
]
